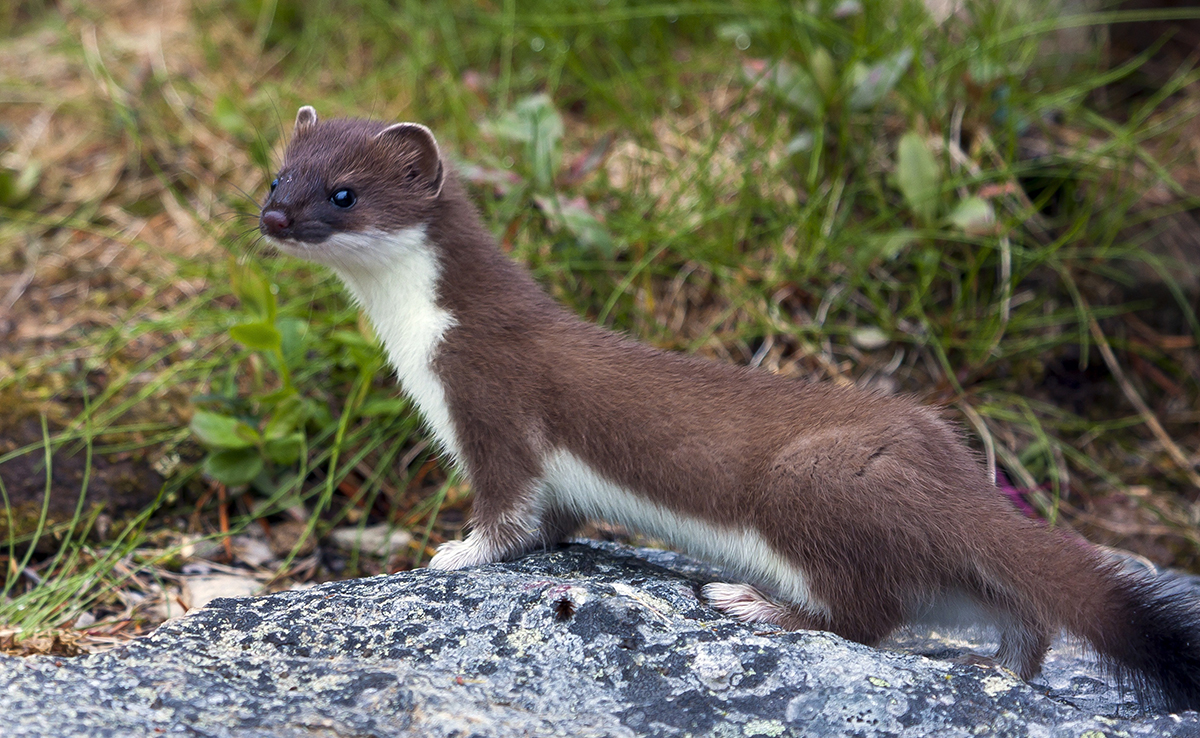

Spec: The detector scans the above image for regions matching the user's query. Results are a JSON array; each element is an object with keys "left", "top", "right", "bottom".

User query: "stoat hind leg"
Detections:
[
  {"left": 994, "top": 616, "right": 1052, "bottom": 679},
  {"left": 702, "top": 582, "right": 826, "bottom": 631},
  {"left": 531, "top": 506, "right": 582, "bottom": 549},
  {"left": 943, "top": 615, "right": 1050, "bottom": 679}
]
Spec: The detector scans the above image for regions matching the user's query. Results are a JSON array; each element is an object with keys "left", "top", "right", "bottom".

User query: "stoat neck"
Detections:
[
  {"left": 329, "top": 225, "right": 464, "bottom": 463},
  {"left": 422, "top": 179, "right": 573, "bottom": 337}
]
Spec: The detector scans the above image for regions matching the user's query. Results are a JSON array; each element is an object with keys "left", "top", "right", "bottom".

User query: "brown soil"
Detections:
[{"left": 0, "top": 416, "right": 163, "bottom": 548}]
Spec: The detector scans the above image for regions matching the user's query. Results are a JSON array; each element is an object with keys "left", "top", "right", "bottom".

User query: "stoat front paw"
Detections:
[{"left": 428, "top": 537, "right": 498, "bottom": 570}]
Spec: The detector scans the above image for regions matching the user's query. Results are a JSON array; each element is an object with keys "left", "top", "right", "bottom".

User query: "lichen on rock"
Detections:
[{"left": 0, "top": 540, "right": 1196, "bottom": 737}]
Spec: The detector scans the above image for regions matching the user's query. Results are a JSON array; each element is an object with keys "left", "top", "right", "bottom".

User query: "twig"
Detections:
[
  {"left": 956, "top": 400, "right": 997, "bottom": 483},
  {"left": 216, "top": 483, "right": 233, "bottom": 561},
  {"left": 1088, "top": 316, "right": 1200, "bottom": 490},
  {"left": 1060, "top": 496, "right": 1198, "bottom": 546},
  {"left": 947, "top": 104, "right": 970, "bottom": 200},
  {"left": 1, "top": 265, "right": 36, "bottom": 313},
  {"left": 993, "top": 438, "right": 1039, "bottom": 492},
  {"left": 814, "top": 283, "right": 844, "bottom": 371},
  {"left": 748, "top": 334, "right": 775, "bottom": 369},
  {"left": 985, "top": 235, "right": 1013, "bottom": 359},
  {"left": 188, "top": 482, "right": 218, "bottom": 533},
  {"left": 973, "top": 128, "right": 1055, "bottom": 244}
]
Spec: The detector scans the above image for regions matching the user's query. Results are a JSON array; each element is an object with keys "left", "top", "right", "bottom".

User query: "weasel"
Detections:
[{"left": 260, "top": 106, "right": 1200, "bottom": 711}]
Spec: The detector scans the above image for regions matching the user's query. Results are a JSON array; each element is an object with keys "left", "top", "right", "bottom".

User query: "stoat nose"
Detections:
[{"left": 260, "top": 209, "right": 291, "bottom": 237}]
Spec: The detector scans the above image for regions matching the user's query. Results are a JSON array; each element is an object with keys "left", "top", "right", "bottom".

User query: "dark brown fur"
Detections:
[
  {"left": 261, "top": 110, "right": 1200, "bottom": 712},
  {"left": 424, "top": 173, "right": 1128, "bottom": 657}
]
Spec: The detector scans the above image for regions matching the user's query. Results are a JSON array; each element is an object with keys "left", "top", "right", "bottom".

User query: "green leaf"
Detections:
[
  {"left": 916, "top": 246, "right": 941, "bottom": 294},
  {"left": 860, "top": 230, "right": 917, "bottom": 266},
  {"left": 203, "top": 448, "right": 264, "bottom": 486},
  {"left": 948, "top": 196, "right": 996, "bottom": 234},
  {"left": 213, "top": 94, "right": 249, "bottom": 138},
  {"left": 330, "top": 329, "right": 374, "bottom": 350},
  {"left": 358, "top": 397, "right": 409, "bottom": 417},
  {"left": 229, "top": 259, "right": 276, "bottom": 321},
  {"left": 229, "top": 321, "right": 282, "bottom": 351},
  {"left": 535, "top": 195, "right": 616, "bottom": 257},
  {"left": 264, "top": 394, "right": 308, "bottom": 439},
  {"left": 277, "top": 318, "right": 307, "bottom": 368},
  {"left": 248, "top": 137, "right": 273, "bottom": 172},
  {"left": 235, "top": 422, "right": 263, "bottom": 446},
  {"left": 263, "top": 434, "right": 304, "bottom": 465},
  {"left": 487, "top": 94, "right": 563, "bottom": 192},
  {"left": 257, "top": 386, "right": 296, "bottom": 407},
  {"left": 525, "top": 99, "right": 564, "bottom": 192},
  {"left": 345, "top": 344, "right": 381, "bottom": 374},
  {"left": 561, "top": 205, "right": 614, "bottom": 256},
  {"left": 0, "top": 160, "right": 40, "bottom": 207},
  {"left": 748, "top": 60, "right": 821, "bottom": 118},
  {"left": 848, "top": 48, "right": 913, "bottom": 110},
  {"left": 786, "top": 131, "right": 815, "bottom": 155},
  {"left": 305, "top": 398, "right": 334, "bottom": 429},
  {"left": 896, "top": 132, "right": 941, "bottom": 225},
  {"left": 716, "top": 20, "right": 768, "bottom": 42},
  {"left": 190, "top": 410, "right": 256, "bottom": 450},
  {"left": 809, "top": 47, "right": 836, "bottom": 97}
]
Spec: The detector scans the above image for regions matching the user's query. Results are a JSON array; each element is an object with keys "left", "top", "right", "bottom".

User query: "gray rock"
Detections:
[{"left": 0, "top": 540, "right": 1196, "bottom": 737}]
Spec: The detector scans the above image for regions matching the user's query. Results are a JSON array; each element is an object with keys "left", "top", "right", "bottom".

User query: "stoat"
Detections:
[{"left": 259, "top": 106, "right": 1200, "bottom": 711}]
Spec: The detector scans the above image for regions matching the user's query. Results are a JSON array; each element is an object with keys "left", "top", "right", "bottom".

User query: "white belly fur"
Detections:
[{"left": 541, "top": 449, "right": 829, "bottom": 617}]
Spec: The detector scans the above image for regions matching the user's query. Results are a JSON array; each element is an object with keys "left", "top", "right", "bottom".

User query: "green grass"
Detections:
[{"left": 1, "top": 0, "right": 1198, "bottom": 643}]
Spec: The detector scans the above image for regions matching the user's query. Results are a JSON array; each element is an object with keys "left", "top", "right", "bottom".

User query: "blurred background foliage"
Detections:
[{"left": 1, "top": 0, "right": 1199, "bottom": 650}]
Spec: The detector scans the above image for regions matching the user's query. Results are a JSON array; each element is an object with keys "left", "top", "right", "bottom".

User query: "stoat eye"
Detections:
[
  {"left": 270, "top": 178, "right": 279, "bottom": 193},
  {"left": 330, "top": 188, "right": 356, "bottom": 208}
]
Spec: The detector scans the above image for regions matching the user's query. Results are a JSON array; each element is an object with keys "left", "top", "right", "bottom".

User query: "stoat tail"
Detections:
[
  {"left": 982, "top": 517, "right": 1200, "bottom": 713},
  {"left": 1091, "top": 573, "right": 1200, "bottom": 712}
]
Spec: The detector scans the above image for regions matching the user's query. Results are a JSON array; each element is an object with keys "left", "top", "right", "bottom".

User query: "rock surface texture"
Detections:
[{"left": 1, "top": 540, "right": 1197, "bottom": 737}]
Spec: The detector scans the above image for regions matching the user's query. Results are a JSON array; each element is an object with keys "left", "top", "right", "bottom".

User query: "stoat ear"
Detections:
[
  {"left": 375, "top": 122, "right": 444, "bottom": 198},
  {"left": 294, "top": 105, "right": 318, "bottom": 134}
]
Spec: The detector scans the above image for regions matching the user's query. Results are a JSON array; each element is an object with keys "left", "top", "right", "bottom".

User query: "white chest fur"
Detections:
[
  {"left": 324, "top": 227, "right": 462, "bottom": 463},
  {"left": 540, "top": 449, "right": 829, "bottom": 617}
]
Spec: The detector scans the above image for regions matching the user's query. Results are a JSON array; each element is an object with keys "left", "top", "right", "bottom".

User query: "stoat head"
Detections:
[{"left": 259, "top": 105, "right": 445, "bottom": 271}]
